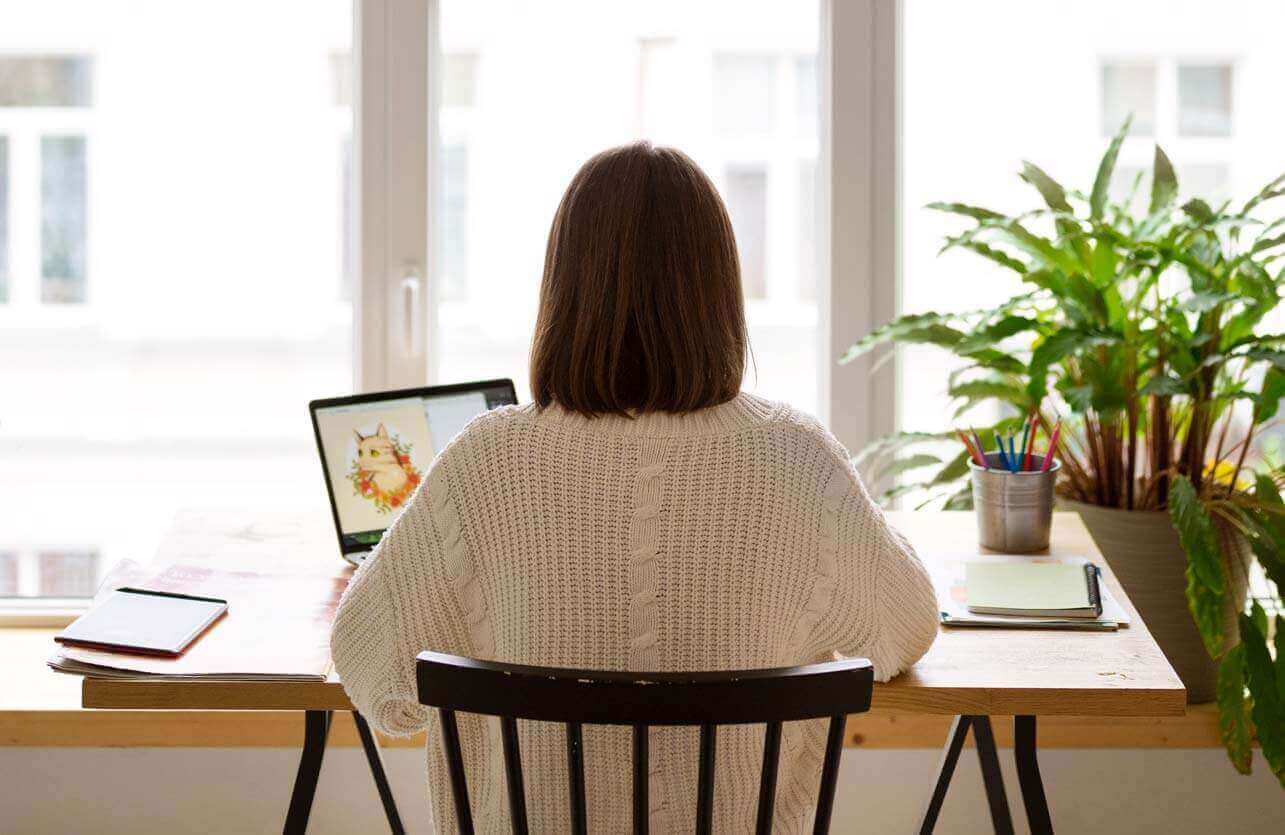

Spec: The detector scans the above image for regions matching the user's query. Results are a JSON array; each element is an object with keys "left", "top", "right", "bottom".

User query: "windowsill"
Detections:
[{"left": 0, "top": 600, "right": 82, "bottom": 628}]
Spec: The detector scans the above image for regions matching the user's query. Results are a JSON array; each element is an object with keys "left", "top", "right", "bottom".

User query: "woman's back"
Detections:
[{"left": 332, "top": 393, "right": 938, "bottom": 832}]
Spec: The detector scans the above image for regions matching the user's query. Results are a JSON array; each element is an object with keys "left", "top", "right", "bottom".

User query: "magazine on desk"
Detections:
[{"left": 48, "top": 561, "right": 347, "bottom": 681}]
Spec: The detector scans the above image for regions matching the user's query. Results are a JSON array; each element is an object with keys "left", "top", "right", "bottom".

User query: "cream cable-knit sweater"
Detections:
[{"left": 331, "top": 393, "right": 938, "bottom": 833}]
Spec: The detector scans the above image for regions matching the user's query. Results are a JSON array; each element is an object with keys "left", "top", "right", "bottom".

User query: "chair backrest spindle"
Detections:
[
  {"left": 696, "top": 723, "right": 717, "bottom": 834},
  {"left": 499, "top": 716, "right": 528, "bottom": 834},
  {"left": 813, "top": 714, "right": 848, "bottom": 834},
  {"left": 755, "top": 720, "right": 783, "bottom": 834},
  {"left": 416, "top": 652, "right": 874, "bottom": 834},
  {"left": 631, "top": 724, "right": 649, "bottom": 835},
  {"left": 437, "top": 708, "right": 475, "bottom": 835},
  {"left": 565, "top": 721, "right": 588, "bottom": 835}
]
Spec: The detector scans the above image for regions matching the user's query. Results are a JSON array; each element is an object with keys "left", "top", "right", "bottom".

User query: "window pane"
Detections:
[
  {"left": 725, "top": 165, "right": 768, "bottom": 299},
  {"left": 0, "top": 1, "right": 353, "bottom": 600},
  {"left": 0, "top": 56, "right": 92, "bottom": 107},
  {"left": 796, "top": 56, "right": 817, "bottom": 141},
  {"left": 0, "top": 136, "right": 8, "bottom": 302},
  {"left": 0, "top": 553, "right": 15, "bottom": 596},
  {"left": 41, "top": 135, "right": 87, "bottom": 302},
  {"left": 713, "top": 54, "right": 776, "bottom": 140},
  {"left": 438, "top": 144, "right": 469, "bottom": 300},
  {"left": 433, "top": 1, "right": 820, "bottom": 414},
  {"left": 443, "top": 53, "right": 478, "bottom": 109},
  {"left": 38, "top": 550, "right": 98, "bottom": 598},
  {"left": 1178, "top": 64, "right": 1232, "bottom": 137},
  {"left": 1101, "top": 63, "right": 1155, "bottom": 136},
  {"left": 798, "top": 157, "right": 817, "bottom": 300}
]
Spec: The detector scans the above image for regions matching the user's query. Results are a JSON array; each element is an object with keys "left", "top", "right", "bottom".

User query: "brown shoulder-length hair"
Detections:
[{"left": 530, "top": 142, "right": 748, "bottom": 416}]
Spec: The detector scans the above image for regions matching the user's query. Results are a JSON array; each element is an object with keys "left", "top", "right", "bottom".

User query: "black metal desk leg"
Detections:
[
  {"left": 917, "top": 715, "right": 971, "bottom": 835},
  {"left": 353, "top": 711, "right": 407, "bottom": 835},
  {"left": 284, "top": 710, "right": 332, "bottom": 835},
  {"left": 969, "top": 716, "right": 1014, "bottom": 835},
  {"left": 1014, "top": 715, "right": 1054, "bottom": 835}
]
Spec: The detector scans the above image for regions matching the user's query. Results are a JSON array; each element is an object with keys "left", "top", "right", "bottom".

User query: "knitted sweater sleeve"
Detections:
[
  {"left": 811, "top": 446, "right": 939, "bottom": 683},
  {"left": 330, "top": 463, "right": 473, "bottom": 736}
]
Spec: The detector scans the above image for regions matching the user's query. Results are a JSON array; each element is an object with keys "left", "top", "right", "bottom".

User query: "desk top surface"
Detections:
[{"left": 81, "top": 509, "right": 1185, "bottom": 717}]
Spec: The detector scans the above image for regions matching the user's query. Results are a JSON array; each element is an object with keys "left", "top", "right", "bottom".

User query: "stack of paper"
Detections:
[{"left": 48, "top": 561, "right": 347, "bottom": 681}]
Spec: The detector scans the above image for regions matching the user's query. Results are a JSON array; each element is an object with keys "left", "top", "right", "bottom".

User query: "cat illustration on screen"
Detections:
[{"left": 346, "top": 423, "right": 423, "bottom": 514}]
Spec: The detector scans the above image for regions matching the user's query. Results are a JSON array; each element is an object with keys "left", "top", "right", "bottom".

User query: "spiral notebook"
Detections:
[{"left": 965, "top": 561, "right": 1103, "bottom": 618}]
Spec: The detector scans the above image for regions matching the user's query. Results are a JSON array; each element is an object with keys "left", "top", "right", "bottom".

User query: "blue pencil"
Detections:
[
  {"left": 1007, "top": 436, "right": 1019, "bottom": 473},
  {"left": 996, "top": 439, "right": 1010, "bottom": 471}
]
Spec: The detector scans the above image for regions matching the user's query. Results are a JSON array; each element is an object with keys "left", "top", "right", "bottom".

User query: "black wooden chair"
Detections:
[{"left": 415, "top": 650, "right": 874, "bottom": 835}]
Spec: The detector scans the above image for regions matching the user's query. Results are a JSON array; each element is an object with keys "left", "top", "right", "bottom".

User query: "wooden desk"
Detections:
[{"left": 69, "top": 510, "right": 1183, "bottom": 835}]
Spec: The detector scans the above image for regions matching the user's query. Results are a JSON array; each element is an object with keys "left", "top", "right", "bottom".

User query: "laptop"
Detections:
[{"left": 310, "top": 379, "right": 518, "bottom": 564}]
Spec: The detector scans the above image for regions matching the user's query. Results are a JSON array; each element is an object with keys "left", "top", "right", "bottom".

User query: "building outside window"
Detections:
[{"left": 0, "top": 54, "right": 92, "bottom": 305}]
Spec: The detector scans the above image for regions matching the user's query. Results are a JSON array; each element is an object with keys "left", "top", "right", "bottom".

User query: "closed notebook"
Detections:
[
  {"left": 965, "top": 562, "right": 1102, "bottom": 618},
  {"left": 55, "top": 587, "right": 228, "bottom": 657}
]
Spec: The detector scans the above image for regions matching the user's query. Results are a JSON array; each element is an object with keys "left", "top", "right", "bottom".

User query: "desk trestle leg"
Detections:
[
  {"left": 354, "top": 711, "right": 407, "bottom": 835},
  {"left": 284, "top": 710, "right": 332, "bottom": 835},
  {"left": 917, "top": 715, "right": 1017, "bottom": 835},
  {"left": 1015, "top": 715, "right": 1053, "bottom": 835},
  {"left": 280, "top": 711, "right": 407, "bottom": 835}
]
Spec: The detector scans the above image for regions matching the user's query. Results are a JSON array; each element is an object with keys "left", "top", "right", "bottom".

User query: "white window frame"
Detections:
[{"left": 356, "top": 0, "right": 901, "bottom": 457}]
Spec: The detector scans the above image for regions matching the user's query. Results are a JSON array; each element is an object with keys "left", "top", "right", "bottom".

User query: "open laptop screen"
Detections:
[{"left": 310, "top": 379, "right": 517, "bottom": 559}]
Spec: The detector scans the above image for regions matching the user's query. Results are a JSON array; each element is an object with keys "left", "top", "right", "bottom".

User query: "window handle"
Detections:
[{"left": 400, "top": 266, "right": 423, "bottom": 359}]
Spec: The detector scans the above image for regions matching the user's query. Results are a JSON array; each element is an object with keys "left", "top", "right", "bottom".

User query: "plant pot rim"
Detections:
[{"left": 1058, "top": 497, "right": 1169, "bottom": 517}]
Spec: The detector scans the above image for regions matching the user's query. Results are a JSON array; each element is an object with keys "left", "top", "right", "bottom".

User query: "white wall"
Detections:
[{"left": 2, "top": 746, "right": 1281, "bottom": 833}]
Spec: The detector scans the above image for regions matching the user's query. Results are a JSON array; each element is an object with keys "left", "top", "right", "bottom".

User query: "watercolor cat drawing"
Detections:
[{"left": 350, "top": 424, "right": 422, "bottom": 512}]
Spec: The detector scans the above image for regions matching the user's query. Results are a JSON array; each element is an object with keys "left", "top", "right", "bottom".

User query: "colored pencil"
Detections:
[
  {"left": 957, "top": 430, "right": 985, "bottom": 466},
  {"left": 1007, "top": 436, "right": 1019, "bottom": 473},
  {"left": 1018, "top": 416, "right": 1032, "bottom": 473},
  {"left": 970, "top": 428, "right": 986, "bottom": 463},
  {"left": 1041, "top": 420, "right": 1062, "bottom": 472},
  {"left": 1022, "top": 413, "right": 1038, "bottom": 471},
  {"left": 996, "top": 438, "right": 1011, "bottom": 471}
]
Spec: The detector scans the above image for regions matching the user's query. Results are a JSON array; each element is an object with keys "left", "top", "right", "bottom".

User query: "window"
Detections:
[
  {"left": 438, "top": 144, "right": 470, "bottom": 300},
  {"left": 1178, "top": 64, "right": 1232, "bottom": 137},
  {"left": 0, "top": 136, "right": 8, "bottom": 302},
  {"left": 725, "top": 165, "right": 768, "bottom": 299},
  {"left": 713, "top": 55, "right": 776, "bottom": 141},
  {"left": 437, "top": 52, "right": 478, "bottom": 302},
  {"left": 38, "top": 550, "right": 98, "bottom": 598},
  {"left": 0, "top": 56, "right": 91, "bottom": 107},
  {"left": 40, "top": 135, "right": 87, "bottom": 302},
  {"left": 1101, "top": 63, "right": 1156, "bottom": 135},
  {"left": 0, "top": 3, "right": 354, "bottom": 605},
  {"left": 0, "top": 54, "right": 92, "bottom": 306},
  {"left": 431, "top": 1, "right": 821, "bottom": 413},
  {"left": 332, "top": 52, "right": 353, "bottom": 298},
  {"left": 0, "top": 553, "right": 15, "bottom": 596}
]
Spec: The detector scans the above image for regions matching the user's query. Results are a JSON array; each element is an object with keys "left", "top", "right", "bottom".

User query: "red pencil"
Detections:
[{"left": 1040, "top": 420, "right": 1062, "bottom": 472}]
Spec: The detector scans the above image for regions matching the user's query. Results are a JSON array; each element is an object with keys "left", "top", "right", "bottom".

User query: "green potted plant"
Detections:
[{"left": 845, "top": 119, "right": 1284, "bottom": 785}]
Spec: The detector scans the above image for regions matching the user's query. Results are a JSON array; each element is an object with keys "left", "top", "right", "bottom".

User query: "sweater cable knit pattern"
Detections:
[{"left": 331, "top": 392, "right": 940, "bottom": 834}]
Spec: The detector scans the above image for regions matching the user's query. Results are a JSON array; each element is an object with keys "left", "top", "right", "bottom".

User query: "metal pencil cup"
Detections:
[{"left": 970, "top": 453, "right": 1061, "bottom": 553}]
